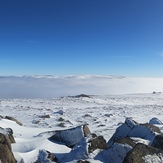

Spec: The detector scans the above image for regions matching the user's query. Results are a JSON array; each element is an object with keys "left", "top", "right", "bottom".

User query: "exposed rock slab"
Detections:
[{"left": 49, "top": 125, "right": 91, "bottom": 147}]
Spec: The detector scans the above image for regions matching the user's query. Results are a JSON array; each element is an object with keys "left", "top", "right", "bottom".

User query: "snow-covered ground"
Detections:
[
  {"left": 1, "top": 93, "right": 163, "bottom": 162},
  {"left": 1, "top": 75, "right": 163, "bottom": 162}
]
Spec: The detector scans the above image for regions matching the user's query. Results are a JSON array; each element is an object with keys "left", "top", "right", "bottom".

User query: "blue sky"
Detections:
[{"left": 0, "top": 0, "right": 163, "bottom": 77}]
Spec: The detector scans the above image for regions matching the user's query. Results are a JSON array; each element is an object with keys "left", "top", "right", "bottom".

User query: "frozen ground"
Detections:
[{"left": 1, "top": 93, "right": 163, "bottom": 162}]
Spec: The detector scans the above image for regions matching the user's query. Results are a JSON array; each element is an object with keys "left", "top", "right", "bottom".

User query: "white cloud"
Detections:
[{"left": 0, "top": 75, "right": 163, "bottom": 98}]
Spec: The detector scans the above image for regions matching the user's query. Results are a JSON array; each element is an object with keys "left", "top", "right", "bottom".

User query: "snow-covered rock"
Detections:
[
  {"left": 95, "top": 143, "right": 132, "bottom": 163},
  {"left": 149, "top": 118, "right": 162, "bottom": 125},
  {"left": 108, "top": 118, "right": 159, "bottom": 146},
  {"left": 49, "top": 125, "right": 90, "bottom": 147}
]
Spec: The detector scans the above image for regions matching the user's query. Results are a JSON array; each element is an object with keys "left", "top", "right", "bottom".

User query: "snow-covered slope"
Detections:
[
  {"left": 1, "top": 94, "right": 163, "bottom": 162},
  {"left": 1, "top": 75, "right": 163, "bottom": 98}
]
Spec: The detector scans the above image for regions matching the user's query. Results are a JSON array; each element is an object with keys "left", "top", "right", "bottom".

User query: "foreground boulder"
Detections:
[
  {"left": 123, "top": 143, "right": 163, "bottom": 163},
  {"left": 49, "top": 125, "right": 91, "bottom": 147},
  {"left": 102, "top": 118, "right": 163, "bottom": 163},
  {"left": 0, "top": 127, "right": 17, "bottom": 163},
  {"left": 108, "top": 118, "right": 160, "bottom": 146}
]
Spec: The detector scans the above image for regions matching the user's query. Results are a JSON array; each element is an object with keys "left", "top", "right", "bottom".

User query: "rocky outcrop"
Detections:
[
  {"left": 0, "top": 127, "right": 16, "bottom": 163},
  {"left": 105, "top": 118, "right": 163, "bottom": 163},
  {"left": 48, "top": 118, "right": 163, "bottom": 162},
  {"left": 123, "top": 143, "right": 163, "bottom": 163},
  {"left": 108, "top": 118, "right": 160, "bottom": 146}
]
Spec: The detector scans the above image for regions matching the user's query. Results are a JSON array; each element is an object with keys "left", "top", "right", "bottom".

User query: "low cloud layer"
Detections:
[{"left": 0, "top": 75, "right": 163, "bottom": 98}]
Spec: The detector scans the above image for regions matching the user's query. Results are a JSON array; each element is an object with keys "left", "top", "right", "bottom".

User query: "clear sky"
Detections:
[{"left": 0, "top": 0, "right": 163, "bottom": 77}]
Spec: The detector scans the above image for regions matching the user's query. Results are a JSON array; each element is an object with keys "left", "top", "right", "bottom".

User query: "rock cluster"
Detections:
[
  {"left": 108, "top": 117, "right": 163, "bottom": 163},
  {"left": 48, "top": 117, "right": 163, "bottom": 163},
  {"left": 2, "top": 116, "right": 163, "bottom": 163}
]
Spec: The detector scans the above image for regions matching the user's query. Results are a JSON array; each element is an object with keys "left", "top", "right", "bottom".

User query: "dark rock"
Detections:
[
  {"left": 152, "top": 134, "right": 163, "bottom": 150},
  {"left": 58, "top": 123, "right": 66, "bottom": 127},
  {"left": 84, "top": 114, "right": 92, "bottom": 118},
  {"left": 5, "top": 116, "right": 23, "bottom": 126},
  {"left": 116, "top": 137, "right": 136, "bottom": 148},
  {"left": 58, "top": 117, "right": 64, "bottom": 121},
  {"left": 97, "top": 124, "right": 105, "bottom": 127},
  {"left": 83, "top": 125, "right": 91, "bottom": 137},
  {"left": 74, "top": 94, "right": 91, "bottom": 98},
  {"left": 88, "top": 135, "right": 108, "bottom": 153},
  {"left": 91, "top": 133, "right": 97, "bottom": 138},
  {"left": 123, "top": 143, "right": 163, "bottom": 163},
  {"left": 46, "top": 151, "right": 58, "bottom": 162},
  {"left": 0, "top": 127, "right": 17, "bottom": 163},
  {"left": 39, "top": 115, "right": 50, "bottom": 118}
]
